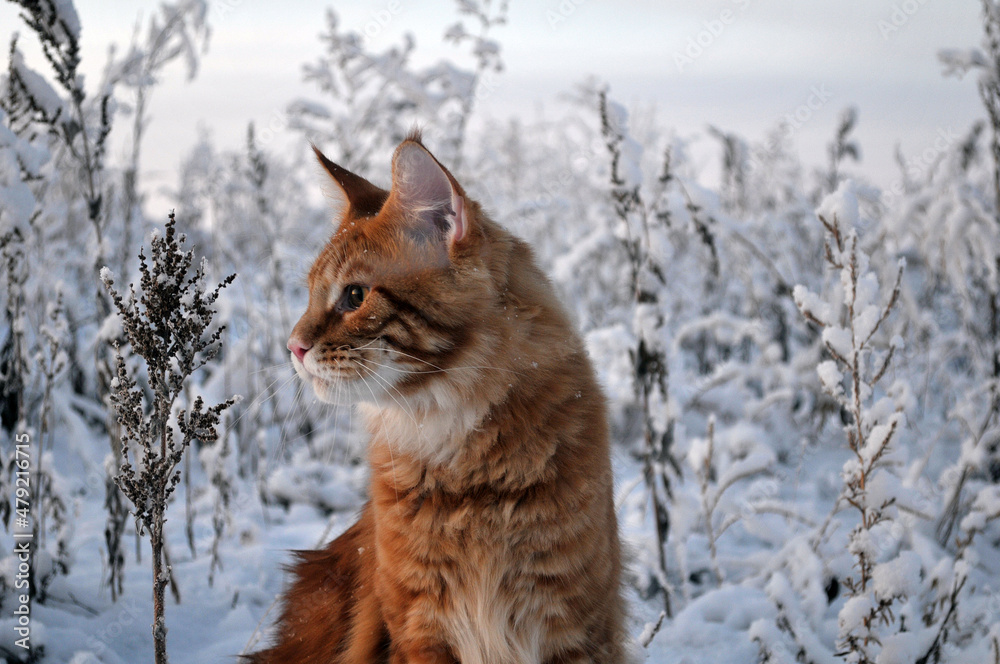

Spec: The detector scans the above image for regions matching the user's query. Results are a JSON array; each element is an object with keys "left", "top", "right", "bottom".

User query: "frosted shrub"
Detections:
[
  {"left": 287, "top": 0, "right": 507, "bottom": 175},
  {"left": 599, "top": 88, "right": 679, "bottom": 615},
  {"left": 795, "top": 183, "right": 911, "bottom": 663},
  {"left": 689, "top": 416, "right": 774, "bottom": 586}
]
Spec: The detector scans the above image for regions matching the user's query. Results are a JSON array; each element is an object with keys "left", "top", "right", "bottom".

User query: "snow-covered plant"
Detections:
[
  {"left": 31, "top": 288, "right": 71, "bottom": 600},
  {"left": 0, "top": 101, "right": 45, "bottom": 233},
  {"left": 822, "top": 107, "right": 861, "bottom": 196},
  {"left": 203, "top": 422, "right": 233, "bottom": 588},
  {"left": 794, "top": 183, "right": 910, "bottom": 664},
  {"left": 102, "top": 213, "right": 238, "bottom": 664},
  {"left": 110, "top": 0, "right": 210, "bottom": 275},
  {"left": 937, "top": 392, "right": 1000, "bottom": 545},
  {"left": 599, "top": 87, "right": 679, "bottom": 615},
  {"left": 689, "top": 416, "right": 774, "bottom": 587},
  {"left": 937, "top": 0, "right": 1000, "bottom": 495},
  {"left": 708, "top": 125, "right": 749, "bottom": 215},
  {"left": 171, "top": 126, "right": 325, "bottom": 492},
  {"left": 3, "top": 3, "right": 214, "bottom": 610},
  {"left": 1, "top": 227, "right": 71, "bottom": 614},
  {"left": 288, "top": 0, "right": 506, "bottom": 176},
  {"left": 437, "top": 0, "right": 507, "bottom": 170},
  {"left": 0, "top": 229, "right": 28, "bottom": 438},
  {"left": 914, "top": 484, "right": 1000, "bottom": 664},
  {"left": 4, "top": 0, "right": 111, "bottom": 268},
  {"left": 940, "top": 0, "right": 1000, "bottom": 212},
  {"left": 3, "top": 7, "right": 124, "bottom": 612}
]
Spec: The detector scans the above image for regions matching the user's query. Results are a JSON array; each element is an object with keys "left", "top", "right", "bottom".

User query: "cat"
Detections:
[{"left": 246, "top": 132, "right": 627, "bottom": 664}]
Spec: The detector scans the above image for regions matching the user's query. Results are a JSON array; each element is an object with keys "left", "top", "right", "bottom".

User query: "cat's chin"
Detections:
[
  {"left": 307, "top": 374, "right": 385, "bottom": 406},
  {"left": 293, "top": 363, "right": 398, "bottom": 407}
]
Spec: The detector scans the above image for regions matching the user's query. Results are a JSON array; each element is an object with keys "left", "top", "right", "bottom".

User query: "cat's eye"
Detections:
[{"left": 344, "top": 284, "right": 369, "bottom": 311}]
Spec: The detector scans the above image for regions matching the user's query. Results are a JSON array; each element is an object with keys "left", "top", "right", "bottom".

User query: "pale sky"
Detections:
[{"left": 0, "top": 1, "right": 986, "bottom": 209}]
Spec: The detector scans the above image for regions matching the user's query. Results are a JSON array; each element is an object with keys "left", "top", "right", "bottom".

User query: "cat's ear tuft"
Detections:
[
  {"left": 312, "top": 145, "right": 388, "bottom": 218},
  {"left": 390, "top": 140, "right": 467, "bottom": 246}
]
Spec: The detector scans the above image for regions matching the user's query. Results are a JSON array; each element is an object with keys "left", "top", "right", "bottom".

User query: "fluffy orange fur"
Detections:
[{"left": 246, "top": 133, "right": 626, "bottom": 664}]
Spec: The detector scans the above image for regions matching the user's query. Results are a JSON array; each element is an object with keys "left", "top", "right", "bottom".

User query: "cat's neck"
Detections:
[{"left": 358, "top": 393, "right": 492, "bottom": 469}]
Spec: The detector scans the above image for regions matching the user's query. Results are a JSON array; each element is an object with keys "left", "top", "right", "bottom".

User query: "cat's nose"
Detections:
[{"left": 287, "top": 337, "right": 312, "bottom": 363}]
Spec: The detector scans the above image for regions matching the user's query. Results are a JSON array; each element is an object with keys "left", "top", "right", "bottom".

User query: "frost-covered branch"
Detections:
[
  {"left": 102, "top": 213, "right": 238, "bottom": 664},
  {"left": 794, "top": 184, "right": 912, "bottom": 664},
  {"left": 599, "top": 87, "right": 678, "bottom": 616},
  {"left": 690, "top": 415, "right": 775, "bottom": 587}
]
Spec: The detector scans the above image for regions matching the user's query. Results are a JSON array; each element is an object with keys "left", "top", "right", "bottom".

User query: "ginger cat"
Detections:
[{"left": 246, "top": 133, "right": 627, "bottom": 664}]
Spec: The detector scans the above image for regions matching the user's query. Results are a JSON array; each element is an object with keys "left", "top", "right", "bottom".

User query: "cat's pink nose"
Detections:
[{"left": 287, "top": 337, "right": 312, "bottom": 363}]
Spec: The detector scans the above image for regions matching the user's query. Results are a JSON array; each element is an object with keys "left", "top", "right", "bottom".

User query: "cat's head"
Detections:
[{"left": 288, "top": 133, "right": 505, "bottom": 412}]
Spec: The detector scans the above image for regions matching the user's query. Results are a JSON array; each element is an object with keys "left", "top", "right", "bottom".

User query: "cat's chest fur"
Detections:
[{"left": 369, "top": 436, "right": 554, "bottom": 664}]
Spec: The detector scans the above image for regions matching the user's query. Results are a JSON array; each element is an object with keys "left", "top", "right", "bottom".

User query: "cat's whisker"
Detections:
[
  {"left": 226, "top": 370, "right": 299, "bottom": 434},
  {"left": 271, "top": 376, "right": 308, "bottom": 466},
  {"left": 251, "top": 361, "right": 295, "bottom": 376},
  {"left": 355, "top": 357, "right": 439, "bottom": 375},
  {"left": 354, "top": 369, "right": 401, "bottom": 506},
  {"left": 325, "top": 372, "right": 350, "bottom": 466},
  {"left": 348, "top": 337, "right": 383, "bottom": 352},
  {"left": 374, "top": 345, "right": 527, "bottom": 378},
  {"left": 273, "top": 404, "right": 333, "bottom": 453},
  {"left": 354, "top": 355, "right": 441, "bottom": 378},
  {"left": 356, "top": 363, "right": 429, "bottom": 448}
]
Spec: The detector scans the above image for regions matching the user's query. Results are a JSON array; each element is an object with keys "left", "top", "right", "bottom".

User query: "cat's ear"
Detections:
[
  {"left": 389, "top": 138, "right": 467, "bottom": 247},
  {"left": 312, "top": 145, "right": 388, "bottom": 218}
]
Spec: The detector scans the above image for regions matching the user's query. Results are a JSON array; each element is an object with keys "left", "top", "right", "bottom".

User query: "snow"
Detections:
[
  {"left": 866, "top": 468, "right": 903, "bottom": 512},
  {"left": 0, "top": 180, "right": 35, "bottom": 227},
  {"left": 10, "top": 47, "right": 67, "bottom": 121},
  {"left": 637, "top": 611, "right": 665, "bottom": 647},
  {"left": 877, "top": 631, "right": 935, "bottom": 664},
  {"left": 847, "top": 524, "right": 880, "bottom": 561},
  {"left": 793, "top": 284, "right": 834, "bottom": 326},
  {"left": 817, "top": 359, "right": 843, "bottom": 396},
  {"left": 817, "top": 179, "right": 861, "bottom": 229},
  {"left": 53, "top": 0, "right": 82, "bottom": 43},
  {"left": 839, "top": 594, "right": 875, "bottom": 634},
  {"left": 863, "top": 422, "right": 896, "bottom": 463},
  {"left": 822, "top": 325, "right": 853, "bottom": 362},
  {"left": 853, "top": 303, "right": 880, "bottom": 345},
  {"left": 585, "top": 324, "right": 637, "bottom": 407},
  {"left": 0, "top": 107, "right": 46, "bottom": 228},
  {"left": 872, "top": 551, "right": 922, "bottom": 601},
  {"left": 961, "top": 485, "right": 1000, "bottom": 532}
]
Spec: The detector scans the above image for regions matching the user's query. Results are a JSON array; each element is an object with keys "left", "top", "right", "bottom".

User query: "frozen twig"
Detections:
[{"left": 103, "top": 213, "right": 238, "bottom": 664}]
